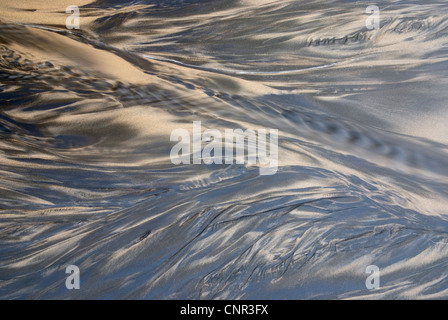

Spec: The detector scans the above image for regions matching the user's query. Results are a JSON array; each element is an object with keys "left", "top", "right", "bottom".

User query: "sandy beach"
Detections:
[{"left": 1, "top": 0, "right": 448, "bottom": 300}]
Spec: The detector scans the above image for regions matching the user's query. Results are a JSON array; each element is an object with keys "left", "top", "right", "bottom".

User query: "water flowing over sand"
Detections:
[{"left": 1, "top": 0, "right": 448, "bottom": 299}]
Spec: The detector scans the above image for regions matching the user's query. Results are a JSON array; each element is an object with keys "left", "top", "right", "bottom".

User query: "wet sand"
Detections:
[{"left": 1, "top": 0, "right": 448, "bottom": 299}]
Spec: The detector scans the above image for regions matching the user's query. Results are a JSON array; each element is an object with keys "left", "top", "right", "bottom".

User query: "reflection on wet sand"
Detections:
[{"left": 1, "top": 0, "right": 448, "bottom": 299}]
